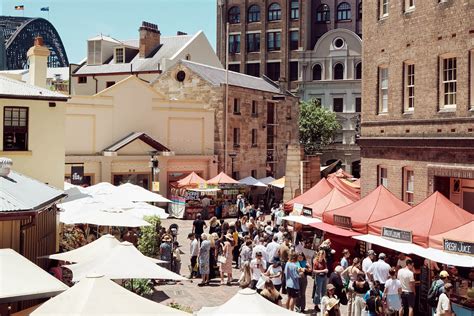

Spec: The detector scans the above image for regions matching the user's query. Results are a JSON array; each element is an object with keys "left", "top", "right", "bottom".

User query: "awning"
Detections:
[
  {"left": 176, "top": 172, "right": 207, "bottom": 187},
  {"left": 207, "top": 172, "right": 239, "bottom": 185},
  {"left": 309, "top": 222, "right": 362, "bottom": 237},
  {"left": 284, "top": 178, "right": 333, "bottom": 212},
  {"left": 307, "top": 187, "right": 357, "bottom": 218},
  {"left": 258, "top": 176, "right": 276, "bottom": 185},
  {"left": 282, "top": 215, "right": 322, "bottom": 226},
  {"left": 238, "top": 176, "right": 267, "bottom": 187},
  {"left": 269, "top": 176, "right": 285, "bottom": 189}
]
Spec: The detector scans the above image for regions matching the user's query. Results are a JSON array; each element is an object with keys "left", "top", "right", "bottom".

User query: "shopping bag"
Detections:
[
  {"left": 256, "top": 276, "right": 267, "bottom": 290},
  {"left": 218, "top": 255, "right": 227, "bottom": 264}
]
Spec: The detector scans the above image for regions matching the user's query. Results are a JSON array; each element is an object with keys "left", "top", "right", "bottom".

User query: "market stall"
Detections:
[
  {"left": 169, "top": 172, "right": 211, "bottom": 219},
  {"left": 207, "top": 172, "right": 245, "bottom": 218},
  {"left": 307, "top": 187, "right": 357, "bottom": 218},
  {"left": 284, "top": 178, "right": 333, "bottom": 212}
]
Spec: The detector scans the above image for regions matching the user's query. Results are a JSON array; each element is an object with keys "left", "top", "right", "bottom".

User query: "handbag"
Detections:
[{"left": 218, "top": 255, "right": 227, "bottom": 264}]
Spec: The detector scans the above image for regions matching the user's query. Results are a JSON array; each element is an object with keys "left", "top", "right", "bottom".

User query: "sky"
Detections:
[{"left": 1, "top": 0, "right": 217, "bottom": 63}]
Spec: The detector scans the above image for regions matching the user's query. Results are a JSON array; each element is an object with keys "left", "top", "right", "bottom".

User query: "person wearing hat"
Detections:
[
  {"left": 367, "top": 252, "right": 390, "bottom": 292},
  {"left": 159, "top": 234, "right": 172, "bottom": 270},
  {"left": 429, "top": 270, "right": 450, "bottom": 315},
  {"left": 321, "top": 284, "right": 340, "bottom": 315},
  {"left": 362, "top": 250, "right": 376, "bottom": 281},
  {"left": 265, "top": 257, "right": 283, "bottom": 291},
  {"left": 219, "top": 233, "right": 234, "bottom": 285}
]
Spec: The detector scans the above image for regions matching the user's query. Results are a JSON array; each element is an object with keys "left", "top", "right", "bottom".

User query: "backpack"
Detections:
[{"left": 427, "top": 281, "right": 443, "bottom": 307}]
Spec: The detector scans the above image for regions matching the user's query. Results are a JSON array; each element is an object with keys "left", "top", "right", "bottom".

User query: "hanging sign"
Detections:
[
  {"left": 71, "top": 166, "right": 84, "bottom": 185},
  {"left": 443, "top": 239, "right": 474, "bottom": 256},
  {"left": 292, "top": 203, "right": 304, "bottom": 215},
  {"left": 152, "top": 181, "right": 160, "bottom": 192},
  {"left": 381, "top": 227, "right": 412, "bottom": 243},
  {"left": 333, "top": 215, "right": 352, "bottom": 229},
  {"left": 302, "top": 207, "right": 313, "bottom": 217}
]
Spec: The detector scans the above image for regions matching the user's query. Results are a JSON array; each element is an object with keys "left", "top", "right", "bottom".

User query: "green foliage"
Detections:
[
  {"left": 299, "top": 98, "right": 341, "bottom": 155},
  {"left": 123, "top": 279, "right": 154, "bottom": 296},
  {"left": 168, "top": 302, "right": 193, "bottom": 313},
  {"left": 137, "top": 215, "right": 161, "bottom": 258}
]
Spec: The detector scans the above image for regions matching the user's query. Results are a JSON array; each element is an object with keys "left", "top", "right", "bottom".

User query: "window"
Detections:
[
  {"left": 337, "top": 2, "right": 351, "bottom": 21},
  {"left": 251, "top": 170, "right": 257, "bottom": 178},
  {"left": 115, "top": 47, "right": 124, "bottom": 63},
  {"left": 290, "top": 0, "right": 299, "bottom": 19},
  {"left": 78, "top": 76, "right": 87, "bottom": 84},
  {"left": 229, "top": 64, "right": 240, "bottom": 72},
  {"left": 380, "top": 0, "right": 389, "bottom": 17},
  {"left": 378, "top": 166, "right": 388, "bottom": 187},
  {"left": 233, "top": 128, "right": 240, "bottom": 147},
  {"left": 316, "top": 4, "right": 330, "bottom": 22},
  {"left": 246, "top": 33, "right": 260, "bottom": 53},
  {"left": 404, "top": 63, "right": 415, "bottom": 111},
  {"left": 287, "top": 31, "right": 299, "bottom": 51},
  {"left": 266, "top": 62, "right": 280, "bottom": 81},
  {"left": 313, "top": 64, "right": 322, "bottom": 80},
  {"left": 228, "top": 6, "right": 240, "bottom": 24},
  {"left": 355, "top": 62, "right": 362, "bottom": 79},
  {"left": 229, "top": 34, "right": 240, "bottom": 54},
  {"left": 251, "top": 101, "right": 258, "bottom": 116},
  {"left": 334, "top": 63, "right": 344, "bottom": 80},
  {"left": 267, "top": 32, "right": 281, "bottom": 51},
  {"left": 442, "top": 57, "right": 456, "bottom": 108},
  {"left": 379, "top": 67, "right": 389, "bottom": 113},
  {"left": 403, "top": 168, "right": 414, "bottom": 205},
  {"left": 251, "top": 129, "right": 258, "bottom": 147},
  {"left": 232, "top": 171, "right": 240, "bottom": 180},
  {"left": 405, "top": 0, "right": 415, "bottom": 12},
  {"left": 106, "top": 81, "right": 115, "bottom": 88},
  {"left": 246, "top": 63, "right": 260, "bottom": 77},
  {"left": 355, "top": 97, "right": 361, "bottom": 112},
  {"left": 333, "top": 98, "right": 344, "bottom": 112},
  {"left": 289, "top": 62, "right": 298, "bottom": 81},
  {"left": 233, "top": 98, "right": 241, "bottom": 114},
  {"left": 358, "top": 2, "right": 363, "bottom": 19},
  {"left": 3, "top": 107, "right": 28, "bottom": 151},
  {"left": 248, "top": 5, "right": 260, "bottom": 22},
  {"left": 268, "top": 3, "right": 281, "bottom": 21}
]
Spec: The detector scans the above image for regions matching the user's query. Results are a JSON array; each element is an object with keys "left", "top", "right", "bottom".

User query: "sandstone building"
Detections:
[
  {"left": 360, "top": 0, "right": 474, "bottom": 212},
  {"left": 153, "top": 60, "right": 299, "bottom": 180}
]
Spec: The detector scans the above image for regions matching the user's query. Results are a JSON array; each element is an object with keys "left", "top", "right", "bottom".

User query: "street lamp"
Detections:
[{"left": 148, "top": 151, "right": 159, "bottom": 192}]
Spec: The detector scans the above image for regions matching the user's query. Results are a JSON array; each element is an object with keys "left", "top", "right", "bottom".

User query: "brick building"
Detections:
[
  {"left": 152, "top": 60, "right": 299, "bottom": 180},
  {"left": 360, "top": 0, "right": 474, "bottom": 212}
]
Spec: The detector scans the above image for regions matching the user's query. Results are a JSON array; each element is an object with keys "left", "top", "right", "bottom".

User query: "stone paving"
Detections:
[{"left": 153, "top": 218, "right": 348, "bottom": 315}]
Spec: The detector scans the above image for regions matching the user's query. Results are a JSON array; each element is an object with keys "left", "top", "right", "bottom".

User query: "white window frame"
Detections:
[
  {"left": 114, "top": 47, "right": 125, "bottom": 64},
  {"left": 380, "top": 0, "right": 389, "bottom": 18},
  {"left": 404, "top": 62, "right": 415, "bottom": 112},
  {"left": 378, "top": 166, "right": 388, "bottom": 188},
  {"left": 251, "top": 129, "right": 258, "bottom": 147},
  {"left": 403, "top": 168, "right": 414, "bottom": 206},
  {"left": 379, "top": 66, "right": 389, "bottom": 114},
  {"left": 441, "top": 56, "right": 457, "bottom": 109},
  {"left": 405, "top": 0, "right": 415, "bottom": 12}
]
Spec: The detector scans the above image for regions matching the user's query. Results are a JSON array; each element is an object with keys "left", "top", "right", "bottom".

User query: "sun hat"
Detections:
[
  {"left": 440, "top": 270, "right": 449, "bottom": 278},
  {"left": 378, "top": 253, "right": 386, "bottom": 259},
  {"left": 162, "top": 234, "right": 172, "bottom": 242},
  {"left": 326, "top": 297, "right": 340, "bottom": 310},
  {"left": 367, "top": 250, "right": 376, "bottom": 256},
  {"left": 326, "top": 284, "right": 336, "bottom": 291}
]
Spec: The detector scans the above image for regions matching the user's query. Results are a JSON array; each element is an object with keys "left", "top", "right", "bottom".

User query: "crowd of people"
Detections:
[{"left": 173, "top": 210, "right": 459, "bottom": 316}]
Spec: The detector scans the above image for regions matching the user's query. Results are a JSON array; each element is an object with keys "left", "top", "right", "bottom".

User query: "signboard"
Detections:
[
  {"left": 152, "top": 181, "right": 160, "bottom": 192},
  {"left": 302, "top": 207, "right": 313, "bottom": 217},
  {"left": 381, "top": 227, "right": 412, "bottom": 243},
  {"left": 443, "top": 239, "right": 474, "bottom": 256},
  {"left": 71, "top": 166, "right": 84, "bottom": 185},
  {"left": 292, "top": 203, "right": 304, "bottom": 215},
  {"left": 333, "top": 215, "right": 352, "bottom": 229}
]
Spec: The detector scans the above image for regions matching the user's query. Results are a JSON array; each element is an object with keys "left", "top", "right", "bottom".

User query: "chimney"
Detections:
[
  {"left": 177, "top": 31, "right": 187, "bottom": 36},
  {"left": 27, "top": 36, "right": 50, "bottom": 88},
  {"left": 139, "top": 21, "right": 161, "bottom": 58}
]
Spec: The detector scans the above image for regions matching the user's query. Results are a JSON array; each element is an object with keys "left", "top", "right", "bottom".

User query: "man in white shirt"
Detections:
[
  {"left": 367, "top": 252, "right": 390, "bottom": 291},
  {"left": 188, "top": 233, "right": 199, "bottom": 278},
  {"left": 252, "top": 237, "right": 268, "bottom": 263},
  {"left": 249, "top": 251, "right": 267, "bottom": 289},
  {"left": 275, "top": 207, "right": 285, "bottom": 227},
  {"left": 362, "top": 250, "right": 376, "bottom": 280},
  {"left": 274, "top": 226, "right": 286, "bottom": 244},
  {"left": 266, "top": 235, "right": 280, "bottom": 264},
  {"left": 398, "top": 259, "right": 416, "bottom": 316},
  {"left": 436, "top": 283, "right": 453, "bottom": 316}
]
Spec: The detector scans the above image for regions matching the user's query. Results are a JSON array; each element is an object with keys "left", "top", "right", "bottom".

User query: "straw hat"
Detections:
[
  {"left": 326, "top": 297, "right": 340, "bottom": 311},
  {"left": 162, "top": 234, "right": 172, "bottom": 242}
]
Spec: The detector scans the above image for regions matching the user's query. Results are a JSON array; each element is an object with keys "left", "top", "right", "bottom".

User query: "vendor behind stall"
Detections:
[{"left": 201, "top": 195, "right": 211, "bottom": 220}]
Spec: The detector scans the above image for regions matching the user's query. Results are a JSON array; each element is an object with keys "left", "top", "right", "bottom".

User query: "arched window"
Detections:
[
  {"left": 248, "top": 5, "right": 261, "bottom": 22},
  {"left": 337, "top": 2, "right": 351, "bottom": 21},
  {"left": 313, "top": 64, "right": 322, "bottom": 80},
  {"left": 334, "top": 63, "right": 344, "bottom": 80},
  {"left": 358, "top": 2, "right": 363, "bottom": 19},
  {"left": 228, "top": 6, "right": 240, "bottom": 24},
  {"left": 268, "top": 3, "right": 282, "bottom": 21},
  {"left": 355, "top": 62, "right": 362, "bottom": 79},
  {"left": 316, "top": 4, "right": 330, "bottom": 22}
]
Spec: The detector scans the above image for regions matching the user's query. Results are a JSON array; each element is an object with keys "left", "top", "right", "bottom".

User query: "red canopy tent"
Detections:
[
  {"left": 176, "top": 172, "right": 207, "bottom": 187},
  {"left": 207, "top": 172, "right": 239, "bottom": 185},
  {"left": 307, "top": 187, "right": 357, "bottom": 218},
  {"left": 323, "top": 185, "right": 411, "bottom": 234},
  {"left": 369, "top": 191, "right": 473, "bottom": 248},
  {"left": 428, "top": 221, "right": 474, "bottom": 250},
  {"left": 327, "top": 175, "right": 360, "bottom": 200},
  {"left": 284, "top": 178, "right": 333, "bottom": 212}
]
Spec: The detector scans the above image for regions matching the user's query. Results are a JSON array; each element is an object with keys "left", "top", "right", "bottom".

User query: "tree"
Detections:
[{"left": 299, "top": 98, "right": 341, "bottom": 155}]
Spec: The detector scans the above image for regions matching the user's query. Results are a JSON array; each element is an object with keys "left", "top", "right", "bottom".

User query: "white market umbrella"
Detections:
[
  {"left": 45, "top": 234, "right": 120, "bottom": 263},
  {"left": 127, "top": 202, "right": 169, "bottom": 219},
  {"left": 66, "top": 207, "right": 151, "bottom": 227},
  {"left": 83, "top": 182, "right": 117, "bottom": 196},
  {"left": 30, "top": 274, "right": 188, "bottom": 316},
  {"left": 64, "top": 242, "right": 186, "bottom": 282},
  {"left": 238, "top": 176, "right": 267, "bottom": 187},
  {"left": 258, "top": 176, "right": 276, "bottom": 185},
  {"left": 62, "top": 186, "right": 91, "bottom": 204},
  {"left": 113, "top": 183, "right": 171, "bottom": 203},
  {"left": 196, "top": 288, "right": 299, "bottom": 316},
  {"left": 0, "top": 249, "right": 68, "bottom": 303}
]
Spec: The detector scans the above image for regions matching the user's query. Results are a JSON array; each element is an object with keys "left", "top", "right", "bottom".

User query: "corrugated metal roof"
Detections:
[
  {"left": 75, "top": 34, "right": 194, "bottom": 75},
  {"left": 0, "top": 170, "right": 65, "bottom": 212},
  {"left": 103, "top": 132, "right": 170, "bottom": 152},
  {"left": 0, "top": 75, "right": 68, "bottom": 100},
  {"left": 179, "top": 60, "right": 282, "bottom": 94}
]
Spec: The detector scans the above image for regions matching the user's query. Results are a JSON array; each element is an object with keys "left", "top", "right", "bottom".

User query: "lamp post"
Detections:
[{"left": 148, "top": 151, "right": 159, "bottom": 192}]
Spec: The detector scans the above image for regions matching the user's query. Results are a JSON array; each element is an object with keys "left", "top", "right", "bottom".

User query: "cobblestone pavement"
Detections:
[{"left": 153, "top": 218, "right": 348, "bottom": 315}]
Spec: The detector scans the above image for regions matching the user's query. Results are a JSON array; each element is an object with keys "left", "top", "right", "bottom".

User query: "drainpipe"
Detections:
[{"left": 93, "top": 75, "right": 98, "bottom": 94}]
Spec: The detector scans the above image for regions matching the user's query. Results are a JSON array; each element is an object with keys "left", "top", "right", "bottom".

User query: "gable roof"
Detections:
[
  {"left": 103, "top": 132, "right": 170, "bottom": 153},
  {"left": 0, "top": 170, "right": 66, "bottom": 213},
  {"left": 74, "top": 34, "right": 195, "bottom": 76},
  {"left": 0, "top": 75, "right": 68, "bottom": 101},
  {"left": 177, "top": 60, "right": 283, "bottom": 94}
]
